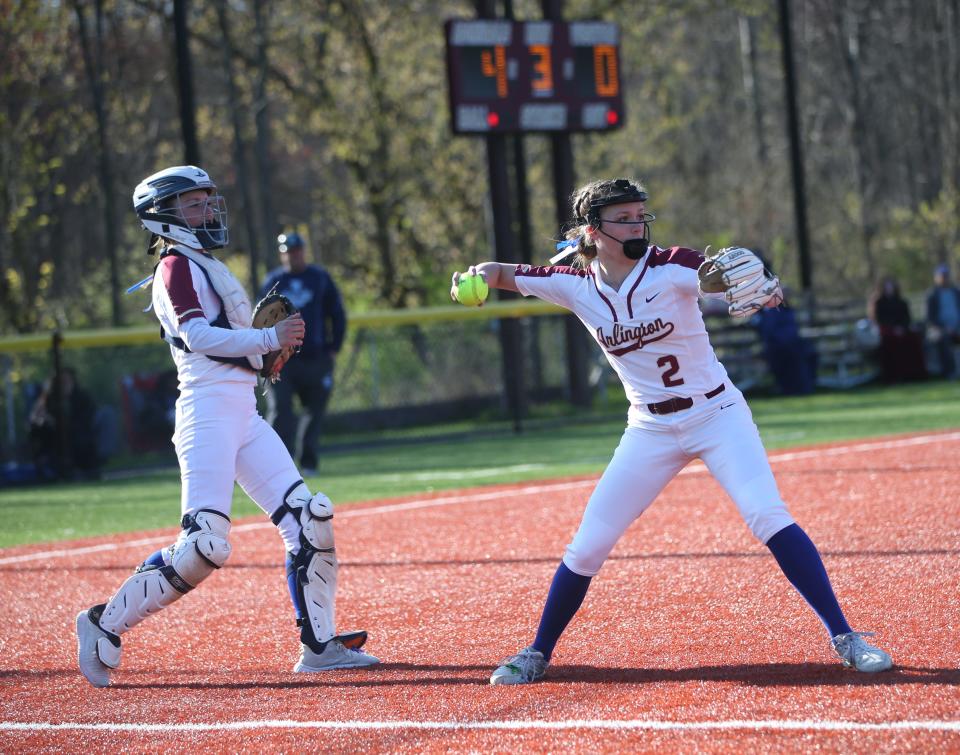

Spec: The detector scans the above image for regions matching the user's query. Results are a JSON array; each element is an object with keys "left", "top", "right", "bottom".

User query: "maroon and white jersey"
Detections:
[
  {"left": 514, "top": 245, "right": 732, "bottom": 416},
  {"left": 152, "top": 251, "right": 279, "bottom": 390}
]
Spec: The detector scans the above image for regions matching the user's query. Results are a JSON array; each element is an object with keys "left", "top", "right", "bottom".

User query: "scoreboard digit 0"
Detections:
[{"left": 445, "top": 19, "right": 624, "bottom": 134}]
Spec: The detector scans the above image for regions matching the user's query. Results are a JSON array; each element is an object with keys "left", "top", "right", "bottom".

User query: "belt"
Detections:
[{"left": 647, "top": 383, "right": 725, "bottom": 416}]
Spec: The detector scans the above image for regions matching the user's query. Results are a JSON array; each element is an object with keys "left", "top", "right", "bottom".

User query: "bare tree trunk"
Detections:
[
  {"left": 173, "top": 0, "right": 201, "bottom": 165},
  {"left": 828, "top": 0, "right": 877, "bottom": 270},
  {"left": 215, "top": 0, "right": 262, "bottom": 292},
  {"left": 337, "top": 0, "right": 399, "bottom": 304},
  {"left": 738, "top": 14, "right": 768, "bottom": 166},
  {"left": 252, "top": 0, "right": 277, "bottom": 262},
  {"left": 73, "top": 0, "right": 122, "bottom": 325},
  {"left": 936, "top": 0, "right": 960, "bottom": 192}
]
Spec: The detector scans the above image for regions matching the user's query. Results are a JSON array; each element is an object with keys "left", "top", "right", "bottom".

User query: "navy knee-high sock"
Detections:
[
  {"left": 766, "top": 523, "right": 851, "bottom": 637},
  {"left": 140, "top": 549, "right": 167, "bottom": 570},
  {"left": 285, "top": 552, "right": 303, "bottom": 621},
  {"left": 532, "top": 562, "right": 592, "bottom": 661}
]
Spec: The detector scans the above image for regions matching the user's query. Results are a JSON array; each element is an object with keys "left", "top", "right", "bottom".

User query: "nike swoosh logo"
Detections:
[
  {"left": 645, "top": 292, "right": 661, "bottom": 303},
  {"left": 720, "top": 403, "right": 735, "bottom": 410}
]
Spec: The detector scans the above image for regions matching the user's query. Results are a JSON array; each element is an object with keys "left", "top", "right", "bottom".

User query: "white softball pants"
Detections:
[
  {"left": 173, "top": 382, "right": 301, "bottom": 548},
  {"left": 563, "top": 394, "right": 795, "bottom": 577}
]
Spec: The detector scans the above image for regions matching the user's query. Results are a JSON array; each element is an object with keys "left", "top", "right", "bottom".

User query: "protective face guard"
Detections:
[
  {"left": 553, "top": 180, "right": 655, "bottom": 263},
  {"left": 600, "top": 216, "right": 656, "bottom": 260},
  {"left": 140, "top": 193, "right": 229, "bottom": 251},
  {"left": 178, "top": 193, "right": 229, "bottom": 249}
]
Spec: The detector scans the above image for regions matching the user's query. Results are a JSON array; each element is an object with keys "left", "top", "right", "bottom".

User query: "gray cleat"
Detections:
[
  {"left": 490, "top": 645, "right": 548, "bottom": 685},
  {"left": 293, "top": 639, "right": 380, "bottom": 672},
  {"left": 831, "top": 631, "right": 893, "bottom": 672},
  {"left": 76, "top": 608, "right": 121, "bottom": 688}
]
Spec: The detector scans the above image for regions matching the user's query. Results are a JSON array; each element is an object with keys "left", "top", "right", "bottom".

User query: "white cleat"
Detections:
[
  {"left": 490, "top": 645, "right": 548, "bottom": 685},
  {"left": 293, "top": 639, "right": 380, "bottom": 672},
  {"left": 76, "top": 609, "right": 121, "bottom": 688},
  {"left": 831, "top": 631, "right": 893, "bottom": 672}
]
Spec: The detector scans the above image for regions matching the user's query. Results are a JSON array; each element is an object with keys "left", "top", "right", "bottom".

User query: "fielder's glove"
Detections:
[
  {"left": 252, "top": 289, "right": 298, "bottom": 382},
  {"left": 698, "top": 246, "right": 784, "bottom": 318}
]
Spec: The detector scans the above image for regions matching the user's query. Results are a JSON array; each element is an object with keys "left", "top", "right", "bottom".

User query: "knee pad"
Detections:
[
  {"left": 99, "top": 509, "right": 231, "bottom": 636},
  {"left": 271, "top": 482, "right": 335, "bottom": 551},
  {"left": 169, "top": 509, "right": 233, "bottom": 587}
]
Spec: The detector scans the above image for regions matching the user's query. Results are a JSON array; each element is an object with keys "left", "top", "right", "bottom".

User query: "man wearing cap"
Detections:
[
  {"left": 260, "top": 232, "right": 346, "bottom": 474},
  {"left": 926, "top": 263, "right": 960, "bottom": 378}
]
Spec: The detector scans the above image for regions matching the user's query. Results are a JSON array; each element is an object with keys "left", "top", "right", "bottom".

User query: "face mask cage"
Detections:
[
  {"left": 141, "top": 192, "right": 229, "bottom": 251},
  {"left": 592, "top": 202, "right": 656, "bottom": 261},
  {"left": 553, "top": 180, "right": 653, "bottom": 264},
  {"left": 598, "top": 212, "right": 656, "bottom": 240},
  {"left": 170, "top": 193, "right": 229, "bottom": 249}
]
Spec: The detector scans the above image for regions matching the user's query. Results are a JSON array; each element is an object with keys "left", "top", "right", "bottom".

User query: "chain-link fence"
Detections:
[
  {"left": 0, "top": 303, "right": 583, "bottom": 480},
  {"left": 2, "top": 295, "right": 914, "bottom": 485}
]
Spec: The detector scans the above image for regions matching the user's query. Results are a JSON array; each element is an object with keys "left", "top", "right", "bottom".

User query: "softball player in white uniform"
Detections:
[
  {"left": 75, "top": 166, "right": 378, "bottom": 687},
  {"left": 451, "top": 178, "right": 892, "bottom": 684}
]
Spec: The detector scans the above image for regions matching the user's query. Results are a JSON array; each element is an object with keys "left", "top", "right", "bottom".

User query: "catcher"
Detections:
[{"left": 75, "top": 165, "right": 379, "bottom": 688}]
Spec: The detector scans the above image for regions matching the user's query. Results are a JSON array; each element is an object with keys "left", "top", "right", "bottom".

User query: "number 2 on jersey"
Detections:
[{"left": 657, "top": 355, "right": 685, "bottom": 387}]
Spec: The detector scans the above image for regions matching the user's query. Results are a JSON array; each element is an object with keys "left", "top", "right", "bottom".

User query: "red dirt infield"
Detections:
[{"left": 1, "top": 430, "right": 958, "bottom": 753}]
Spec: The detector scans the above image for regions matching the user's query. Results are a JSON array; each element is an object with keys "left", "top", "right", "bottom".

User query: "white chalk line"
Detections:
[
  {"left": 2, "top": 430, "right": 958, "bottom": 567},
  {"left": 0, "top": 718, "right": 958, "bottom": 734}
]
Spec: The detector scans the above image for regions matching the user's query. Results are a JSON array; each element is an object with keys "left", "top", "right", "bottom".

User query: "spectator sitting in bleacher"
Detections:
[
  {"left": 925, "top": 263, "right": 960, "bottom": 379},
  {"left": 749, "top": 255, "right": 817, "bottom": 396},
  {"left": 868, "top": 276, "right": 927, "bottom": 383},
  {"left": 753, "top": 300, "right": 818, "bottom": 395}
]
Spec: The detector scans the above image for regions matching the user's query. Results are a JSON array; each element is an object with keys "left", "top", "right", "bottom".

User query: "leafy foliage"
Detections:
[{"left": 1, "top": 0, "right": 958, "bottom": 335}]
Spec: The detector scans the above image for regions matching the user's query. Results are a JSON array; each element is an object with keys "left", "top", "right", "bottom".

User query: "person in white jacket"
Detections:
[{"left": 75, "top": 165, "right": 378, "bottom": 687}]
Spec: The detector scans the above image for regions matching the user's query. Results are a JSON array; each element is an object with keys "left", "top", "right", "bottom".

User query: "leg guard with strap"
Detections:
[
  {"left": 272, "top": 482, "right": 338, "bottom": 652},
  {"left": 99, "top": 509, "right": 231, "bottom": 637}
]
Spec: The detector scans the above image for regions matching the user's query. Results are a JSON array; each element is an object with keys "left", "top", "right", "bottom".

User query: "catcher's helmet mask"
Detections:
[
  {"left": 579, "top": 179, "right": 655, "bottom": 261},
  {"left": 133, "top": 166, "right": 229, "bottom": 253}
]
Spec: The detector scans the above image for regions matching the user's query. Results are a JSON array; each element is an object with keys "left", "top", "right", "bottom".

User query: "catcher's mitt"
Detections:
[
  {"left": 698, "top": 246, "right": 783, "bottom": 318},
  {"left": 252, "top": 290, "right": 298, "bottom": 382}
]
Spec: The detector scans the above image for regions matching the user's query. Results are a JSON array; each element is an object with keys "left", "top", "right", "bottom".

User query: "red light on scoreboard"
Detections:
[{"left": 445, "top": 19, "right": 625, "bottom": 134}]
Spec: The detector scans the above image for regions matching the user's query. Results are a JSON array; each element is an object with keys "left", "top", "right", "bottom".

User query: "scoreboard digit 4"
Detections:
[{"left": 445, "top": 19, "right": 624, "bottom": 134}]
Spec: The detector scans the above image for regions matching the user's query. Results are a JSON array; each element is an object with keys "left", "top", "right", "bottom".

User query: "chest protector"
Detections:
[{"left": 158, "top": 245, "right": 263, "bottom": 372}]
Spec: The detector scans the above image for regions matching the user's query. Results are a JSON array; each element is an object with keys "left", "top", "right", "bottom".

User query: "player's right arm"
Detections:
[{"left": 450, "top": 262, "right": 518, "bottom": 295}]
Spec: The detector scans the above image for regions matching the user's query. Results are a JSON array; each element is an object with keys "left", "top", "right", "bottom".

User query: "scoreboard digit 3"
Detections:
[{"left": 445, "top": 19, "right": 624, "bottom": 134}]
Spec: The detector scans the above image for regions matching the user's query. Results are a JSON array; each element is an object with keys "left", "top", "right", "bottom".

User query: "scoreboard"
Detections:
[{"left": 445, "top": 19, "right": 624, "bottom": 134}]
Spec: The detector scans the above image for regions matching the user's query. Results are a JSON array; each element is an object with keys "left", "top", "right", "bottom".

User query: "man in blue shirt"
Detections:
[
  {"left": 926, "top": 263, "right": 960, "bottom": 378},
  {"left": 261, "top": 232, "right": 346, "bottom": 473}
]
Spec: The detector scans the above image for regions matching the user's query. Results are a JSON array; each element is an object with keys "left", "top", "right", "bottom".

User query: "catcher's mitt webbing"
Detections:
[{"left": 252, "top": 290, "right": 296, "bottom": 328}]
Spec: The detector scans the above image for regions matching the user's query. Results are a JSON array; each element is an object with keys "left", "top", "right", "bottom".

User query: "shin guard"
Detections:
[
  {"left": 273, "top": 483, "right": 339, "bottom": 652},
  {"left": 100, "top": 509, "right": 231, "bottom": 636}
]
